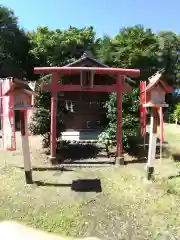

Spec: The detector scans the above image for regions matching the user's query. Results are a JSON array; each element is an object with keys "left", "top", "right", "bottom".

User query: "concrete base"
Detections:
[
  {"left": 147, "top": 166, "right": 154, "bottom": 180},
  {"left": 115, "top": 156, "right": 124, "bottom": 166},
  {"left": 25, "top": 170, "right": 33, "bottom": 184}
]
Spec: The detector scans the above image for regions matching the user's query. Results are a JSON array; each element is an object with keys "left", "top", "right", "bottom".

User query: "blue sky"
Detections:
[{"left": 1, "top": 0, "right": 180, "bottom": 37}]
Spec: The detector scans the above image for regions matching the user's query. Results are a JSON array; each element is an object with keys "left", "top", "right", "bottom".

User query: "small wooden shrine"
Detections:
[
  {"left": 4, "top": 78, "right": 34, "bottom": 184},
  {"left": 141, "top": 70, "right": 173, "bottom": 108},
  {"left": 4, "top": 78, "right": 34, "bottom": 110},
  {"left": 34, "top": 52, "right": 140, "bottom": 164},
  {"left": 140, "top": 69, "right": 173, "bottom": 180},
  {"left": 39, "top": 53, "right": 134, "bottom": 138}
]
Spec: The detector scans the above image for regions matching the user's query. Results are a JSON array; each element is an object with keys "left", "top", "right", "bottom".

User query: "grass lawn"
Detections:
[{"left": 1, "top": 124, "right": 180, "bottom": 239}]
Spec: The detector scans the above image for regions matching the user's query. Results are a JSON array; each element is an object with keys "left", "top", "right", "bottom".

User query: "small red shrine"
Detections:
[
  {"left": 4, "top": 79, "right": 34, "bottom": 184},
  {"left": 140, "top": 70, "right": 173, "bottom": 179},
  {"left": 34, "top": 53, "right": 140, "bottom": 164},
  {"left": 140, "top": 70, "right": 173, "bottom": 107},
  {"left": 4, "top": 78, "right": 34, "bottom": 110}
]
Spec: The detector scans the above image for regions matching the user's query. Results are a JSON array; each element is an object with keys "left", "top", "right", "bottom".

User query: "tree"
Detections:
[
  {"left": 95, "top": 35, "right": 115, "bottom": 66},
  {"left": 28, "top": 26, "right": 96, "bottom": 67},
  {"left": 98, "top": 26, "right": 159, "bottom": 149},
  {"left": 28, "top": 26, "right": 97, "bottom": 146},
  {"left": 0, "top": 6, "right": 33, "bottom": 79},
  {"left": 172, "top": 103, "right": 180, "bottom": 124},
  {"left": 156, "top": 31, "right": 180, "bottom": 116},
  {"left": 157, "top": 31, "right": 180, "bottom": 87},
  {"left": 111, "top": 25, "right": 160, "bottom": 81}
]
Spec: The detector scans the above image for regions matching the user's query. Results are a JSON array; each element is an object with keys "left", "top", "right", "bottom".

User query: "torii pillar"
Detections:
[
  {"left": 50, "top": 72, "right": 59, "bottom": 162},
  {"left": 116, "top": 74, "right": 124, "bottom": 165}
]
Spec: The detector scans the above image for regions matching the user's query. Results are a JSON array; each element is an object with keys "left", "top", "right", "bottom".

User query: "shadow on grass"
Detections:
[
  {"left": 35, "top": 181, "right": 71, "bottom": 187},
  {"left": 172, "top": 154, "right": 180, "bottom": 162},
  {"left": 124, "top": 158, "right": 147, "bottom": 165},
  {"left": 124, "top": 134, "right": 149, "bottom": 164},
  {"left": 168, "top": 174, "right": 180, "bottom": 179},
  {"left": 16, "top": 166, "right": 73, "bottom": 172},
  {"left": 125, "top": 134, "right": 170, "bottom": 164},
  {"left": 34, "top": 179, "right": 102, "bottom": 192},
  {"left": 32, "top": 167, "right": 73, "bottom": 172},
  {"left": 72, "top": 179, "right": 102, "bottom": 192}
]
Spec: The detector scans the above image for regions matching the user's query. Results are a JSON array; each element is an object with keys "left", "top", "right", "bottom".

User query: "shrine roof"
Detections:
[
  {"left": 4, "top": 78, "right": 34, "bottom": 96},
  {"left": 141, "top": 69, "right": 173, "bottom": 94},
  {"left": 65, "top": 52, "right": 109, "bottom": 68},
  {"left": 38, "top": 52, "right": 137, "bottom": 84}
]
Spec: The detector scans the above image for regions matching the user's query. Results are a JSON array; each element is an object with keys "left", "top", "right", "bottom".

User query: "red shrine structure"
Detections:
[
  {"left": 140, "top": 70, "right": 173, "bottom": 179},
  {"left": 34, "top": 53, "right": 140, "bottom": 164},
  {"left": 140, "top": 70, "right": 173, "bottom": 107}
]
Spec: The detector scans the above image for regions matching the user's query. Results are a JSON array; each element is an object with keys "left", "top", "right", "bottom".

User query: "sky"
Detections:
[{"left": 1, "top": 0, "right": 180, "bottom": 37}]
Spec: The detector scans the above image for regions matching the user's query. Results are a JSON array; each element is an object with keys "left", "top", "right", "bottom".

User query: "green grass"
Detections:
[{"left": 0, "top": 124, "right": 180, "bottom": 239}]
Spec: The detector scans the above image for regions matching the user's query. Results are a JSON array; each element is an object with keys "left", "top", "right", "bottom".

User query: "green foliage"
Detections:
[
  {"left": 95, "top": 36, "right": 115, "bottom": 66},
  {"left": 28, "top": 26, "right": 96, "bottom": 66},
  {"left": 172, "top": 103, "right": 180, "bottom": 121},
  {"left": 112, "top": 25, "right": 159, "bottom": 70},
  {"left": 29, "top": 91, "right": 66, "bottom": 147},
  {"left": 98, "top": 26, "right": 179, "bottom": 148},
  {"left": 28, "top": 26, "right": 97, "bottom": 146},
  {"left": 98, "top": 26, "right": 157, "bottom": 148},
  {"left": 0, "top": 6, "right": 34, "bottom": 78},
  {"left": 99, "top": 89, "right": 140, "bottom": 149},
  {"left": 157, "top": 31, "right": 180, "bottom": 87}
]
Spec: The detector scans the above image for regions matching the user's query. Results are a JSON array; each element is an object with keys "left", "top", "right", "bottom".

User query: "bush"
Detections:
[
  {"left": 172, "top": 103, "right": 180, "bottom": 123},
  {"left": 29, "top": 91, "right": 66, "bottom": 148},
  {"left": 98, "top": 88, "right": 140, "bottom": 150}
]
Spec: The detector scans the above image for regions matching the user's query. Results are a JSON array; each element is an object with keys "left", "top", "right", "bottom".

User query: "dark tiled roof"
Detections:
[{"left": 65, "top": 52, "right": 109, "bottom": 68}]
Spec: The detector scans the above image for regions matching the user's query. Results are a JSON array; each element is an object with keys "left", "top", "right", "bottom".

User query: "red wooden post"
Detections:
[
  {"left": 116, "top": 74, "right": 124, "bottom": 165},
  {"left": 50, "top": 72, "right": 59, "bottom": 163}
]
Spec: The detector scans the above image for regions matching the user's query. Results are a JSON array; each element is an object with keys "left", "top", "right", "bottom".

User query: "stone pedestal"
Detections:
[
  {"left": 49, "top": 156, "right": 58, "bottom": 165},
  {"left": 147, "top": 166, "right": 154, "bottom": 180},
  {"left": 115, "top": 156, "right": 124, "bottom": 166},
  {"left": 25, "top": 170, "right": 33, "bottom": 184}
]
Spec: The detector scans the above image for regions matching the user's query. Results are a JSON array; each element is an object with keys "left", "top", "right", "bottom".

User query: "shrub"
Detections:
[
  {"left": 172, "top": 103, "right": 180, "bottom": 122},
  {"left": 98, "top": 88, "right": 140, "bottom": 150},
  {"left": 29, "top": 91, "right": 66, "bottom": 148}
]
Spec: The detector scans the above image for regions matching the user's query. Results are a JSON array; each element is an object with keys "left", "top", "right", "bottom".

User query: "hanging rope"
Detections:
[
  {"left": 65, "top": 100, "right": 69, "bottom": 111},
  {"left": 70, "top": 101, "right": 73, "bottom": 112}
]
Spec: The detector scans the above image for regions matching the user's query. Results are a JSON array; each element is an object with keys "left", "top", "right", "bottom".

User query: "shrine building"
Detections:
[{"left": 38, "top": 53, "right": 134, "bottom": 142}]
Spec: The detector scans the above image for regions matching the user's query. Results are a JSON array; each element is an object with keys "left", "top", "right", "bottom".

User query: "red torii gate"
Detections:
[{"left": 34, "top": 66, "right": 140, "bottom": 164}]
